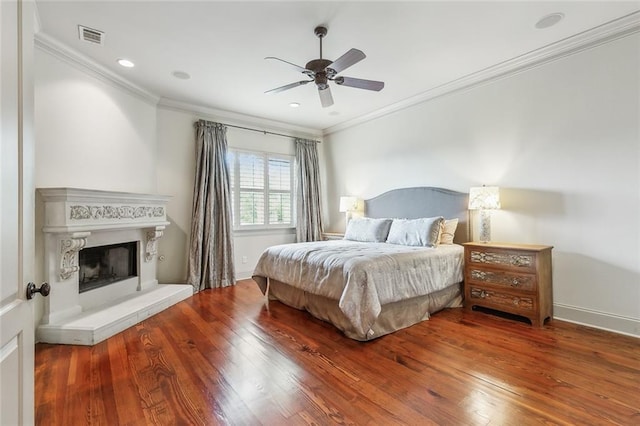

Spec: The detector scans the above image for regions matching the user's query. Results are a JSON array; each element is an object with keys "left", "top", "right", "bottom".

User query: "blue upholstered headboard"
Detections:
[{"left": 364, "top": 187, "right": 470, "bottom": 243}]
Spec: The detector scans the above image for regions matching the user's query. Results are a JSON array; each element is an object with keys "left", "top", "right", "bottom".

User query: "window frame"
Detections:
[{"left": 228, "top": 148, "right": 295, "bottom": 231}]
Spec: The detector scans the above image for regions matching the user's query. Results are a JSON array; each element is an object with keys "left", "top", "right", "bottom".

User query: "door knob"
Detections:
[{"left": 26, "top": 282, "right": 50, "bottom": 300}]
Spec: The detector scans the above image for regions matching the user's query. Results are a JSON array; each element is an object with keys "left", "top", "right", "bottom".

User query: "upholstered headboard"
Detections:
[{"left": 364, "top": 187, "right": 470, "bottom": 243}]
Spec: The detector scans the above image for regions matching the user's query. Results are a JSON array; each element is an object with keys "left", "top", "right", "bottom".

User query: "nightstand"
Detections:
[
  {"left": 463, "top": 242, "right": 553, "bottom": 327},
  {"left": 322, "top": 232, "right": 344, "bottom": 241}
]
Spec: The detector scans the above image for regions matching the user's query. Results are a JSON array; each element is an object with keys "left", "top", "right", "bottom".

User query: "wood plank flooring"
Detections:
[{"left": 35, "top": 279, "right": 640, "bottom": 425}]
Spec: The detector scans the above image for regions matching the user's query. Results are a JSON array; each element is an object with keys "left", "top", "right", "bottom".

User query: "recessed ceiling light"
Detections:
[
  {"left": 172, "top": 71, "right": 191, "bottom": 80},
  {"left": 535, "top": 13, "right": 564, "bottom": 29},
  {"left": 289, "top": 102, "right": 300, "bottom": 108},
  {"left": 117, "top": 58, "right": 135, "bottom": 68}
]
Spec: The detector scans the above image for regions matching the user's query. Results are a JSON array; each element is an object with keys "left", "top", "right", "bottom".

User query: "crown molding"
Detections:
[
  {"left": 33, "top": 2, "right": 42, "bottom": 34},
  {"left": 323, "top": 11, "right": 640, "bottom": 136},
  {"left": 34, "top": 32, "right": 160, "bottom": 105},
  {"left": 158, "top": 98, "right": 323, "bottom": 140}
]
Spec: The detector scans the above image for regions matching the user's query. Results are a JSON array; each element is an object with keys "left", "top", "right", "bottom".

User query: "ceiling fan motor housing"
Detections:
[
  {"left": 305, "top": 58, "right": 332, "bottom": 89},
  {"left": 305, "top": 59, "right": 332, "bottom": 73}
]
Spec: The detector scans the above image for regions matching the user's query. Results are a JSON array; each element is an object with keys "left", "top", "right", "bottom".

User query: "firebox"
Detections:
[{"left": 78, "top": 241, "right": 138, "bottom": 293}]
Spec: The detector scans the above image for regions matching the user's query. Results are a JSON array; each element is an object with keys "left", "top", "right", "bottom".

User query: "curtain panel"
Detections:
[
  {"left": 187, "top": 120, "right": 236, "bottom": 291},
  {"left": 295, "top": 138, "right": 324, "bottom": 242}
]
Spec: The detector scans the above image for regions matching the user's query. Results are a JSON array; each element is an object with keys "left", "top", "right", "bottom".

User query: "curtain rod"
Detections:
[{"left": 202, "top": 120, "right": 321, "bottom": 143}]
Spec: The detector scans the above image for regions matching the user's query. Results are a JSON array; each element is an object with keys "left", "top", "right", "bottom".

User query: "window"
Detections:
[{"left": 227, "top": 149, "right": 294, "bottom": 229}]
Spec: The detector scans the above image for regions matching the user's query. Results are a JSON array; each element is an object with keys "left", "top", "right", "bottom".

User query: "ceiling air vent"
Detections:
[{"left": 78, "top": 25, "right": 104, "bottom": 45}]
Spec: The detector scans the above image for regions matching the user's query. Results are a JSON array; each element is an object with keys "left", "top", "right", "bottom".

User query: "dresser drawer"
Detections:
[
  {"left": 467, "top": 268, "right": 536, "bottom": 292},
  {"left": 469, "top": 287, "right": 535, "bottom": 312},
  {"left": 468, "top": 248, "right": 537, "bottom": 273}
]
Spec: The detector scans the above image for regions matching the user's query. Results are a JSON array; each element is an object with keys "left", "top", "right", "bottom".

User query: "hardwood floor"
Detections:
[{"left": 36, "top": 279, "right": 640, "bottom": 425}]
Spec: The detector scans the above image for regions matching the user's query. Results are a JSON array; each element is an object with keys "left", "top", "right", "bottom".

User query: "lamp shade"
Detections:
[
  {"left": 339, "top": 196, "right": 359, "bottom": 212},
  {"left": 468, "top": 186, "right": 501, "bottom": 210}
]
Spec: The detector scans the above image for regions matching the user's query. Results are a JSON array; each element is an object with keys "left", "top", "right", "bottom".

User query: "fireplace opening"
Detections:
[{"left": 78, "top": 241, "right": 138, "bottom": 293}]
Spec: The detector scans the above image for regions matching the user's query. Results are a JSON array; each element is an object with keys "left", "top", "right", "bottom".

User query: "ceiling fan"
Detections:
[{"left": 265, "top": 26, "right": 384, "bottom": 108}]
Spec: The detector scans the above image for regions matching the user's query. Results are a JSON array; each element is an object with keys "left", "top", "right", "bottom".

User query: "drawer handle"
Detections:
[
  {"left": 511, "top": 278, "right": 520, "bottom": 287},
  {"left": 471, "top": 289, "right": 489, "bottom": 298},
  {"left": 511, "top": 256, "right": 530, "bottom": 267}
]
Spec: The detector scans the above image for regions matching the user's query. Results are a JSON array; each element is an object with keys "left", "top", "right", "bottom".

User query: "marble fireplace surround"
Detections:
[{"left": 37, "top": 188, "right": 192, "bottom": 345}]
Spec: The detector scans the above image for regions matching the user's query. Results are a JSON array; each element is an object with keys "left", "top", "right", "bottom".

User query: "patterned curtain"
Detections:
[
  {"left": 187, "top": 120, "right": 235, "bottom": 291},
  {"left": 295, "top": 138, "right": 324, "bottom": 242}
]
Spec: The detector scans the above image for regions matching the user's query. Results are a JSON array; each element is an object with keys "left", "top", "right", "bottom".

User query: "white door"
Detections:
[{"left": 1, "top": 0, "right": 36, "bottom": 424}]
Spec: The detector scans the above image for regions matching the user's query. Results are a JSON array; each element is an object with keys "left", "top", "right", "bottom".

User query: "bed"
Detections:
[{"left": 252, "top": 187, "right": 470, "bottom": 340}]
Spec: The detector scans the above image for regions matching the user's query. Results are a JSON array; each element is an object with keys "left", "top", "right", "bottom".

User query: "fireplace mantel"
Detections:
[
  {"left": 39, "top": 187, "right": 171, "bottom": 233},
  {"left": 37, "top": 187, "right": 192, "bottom": 345}
]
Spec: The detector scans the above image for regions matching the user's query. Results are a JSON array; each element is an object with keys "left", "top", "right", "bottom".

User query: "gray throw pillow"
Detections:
[
  {"left": 386, "top": 217, "right": 444, "bottom": 247},
  {"left": 344, "top": 217, "right": 393, "bottom": 242}
]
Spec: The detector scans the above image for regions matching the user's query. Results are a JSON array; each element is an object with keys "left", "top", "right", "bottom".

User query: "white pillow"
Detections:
[
  {"left": 386, "top": 217, "right": 444, "bottom": 247},
  {"left": 438, "top": 218, "right": 459, "bottom": 245},
  {"left": 344, "top": 217, "right": 393, "bottom": 243}
]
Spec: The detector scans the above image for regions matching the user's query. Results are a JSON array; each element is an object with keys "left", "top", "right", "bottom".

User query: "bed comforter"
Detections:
[{"left": 252, "top": 240, "right": 464, "bottom": 337}]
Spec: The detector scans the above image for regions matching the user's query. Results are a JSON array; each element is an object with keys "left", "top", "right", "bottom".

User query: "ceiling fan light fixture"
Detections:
[{"left": 316, "top": 72, "right": 328, "bottom": 90}]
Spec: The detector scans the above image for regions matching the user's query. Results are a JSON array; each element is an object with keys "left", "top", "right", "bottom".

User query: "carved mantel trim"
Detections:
[
  {"left": 70, "top": 205, "right": 165, "bottom": 221},
  {"left": 60, "top": 232, "right": 91, "bottom": 280},
  {"left": 145, "top": 226, "right": 165, "bottom": 262}
]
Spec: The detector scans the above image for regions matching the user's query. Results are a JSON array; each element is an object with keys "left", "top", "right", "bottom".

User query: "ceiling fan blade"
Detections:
[
  {"left": 265, "top": 56, "right": 313, "bottom": 75},
  {"left": 318, "top": 86, "right": 334, "bottom": 108},
  {"left": 326, "top": 48, "right": 366, "bottom": 74},
  {"left": 265, "top": 80, "right": 312, "bottom": 94},
  {"left": 334, "top": 76, "right": 384, "bottom": 91}
]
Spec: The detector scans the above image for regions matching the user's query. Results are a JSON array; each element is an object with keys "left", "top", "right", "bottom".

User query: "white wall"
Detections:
[
  {"left": 34, "top": 49, "right": 158, "bottom": 193},
  {"left": 33, "top": 47, "right": 159, "bottom": 328},
  {"left": 156, "top": 104, "right": 322, "bottom": 283},
  {"left": 324, "top": 34, "right": 640, "bottom": 336}
]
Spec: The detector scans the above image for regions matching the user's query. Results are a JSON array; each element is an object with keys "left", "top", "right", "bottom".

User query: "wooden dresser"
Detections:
[{"left": 463, "top": 242, "right": 553, "bottom": 327}]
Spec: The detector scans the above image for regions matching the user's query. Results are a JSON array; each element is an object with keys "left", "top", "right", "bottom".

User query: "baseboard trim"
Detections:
[
  {"left": 236, "top": 271, "right": 254, "bottom": 281},
  {"left": 554, "top": 303, "right": 639, "bottom": 338}
]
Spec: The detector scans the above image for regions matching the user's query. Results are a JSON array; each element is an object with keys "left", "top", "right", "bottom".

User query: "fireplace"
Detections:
[
  {"left": 79, "top": 241, "right": 138, "bottom": 293},
  {"left": 37, "top": 187, "right": 193, "bottom": 345}
]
